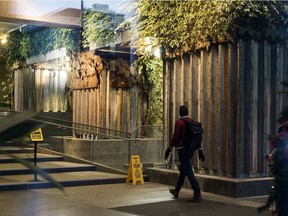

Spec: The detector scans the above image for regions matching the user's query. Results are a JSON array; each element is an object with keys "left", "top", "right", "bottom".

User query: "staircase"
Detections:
[{"left": 0, "top": 143, "right": 131, "bottom": 191}]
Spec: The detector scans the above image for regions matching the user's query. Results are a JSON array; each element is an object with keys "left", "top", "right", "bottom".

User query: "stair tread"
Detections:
[
  {"left": 0, "top": 171, "right": 127, "bottom": 184},
  {"left": 0, "top": 144, "right": 132, "bottom": 190},
  {"left": 0, "top": 153, "right": 63, "bottom": 159},
  {"left": 0, "top": 146, "right": 33, "bottom": 150},
  {"left": 0, "top": 161, "right": 95, "bottom": 170}
]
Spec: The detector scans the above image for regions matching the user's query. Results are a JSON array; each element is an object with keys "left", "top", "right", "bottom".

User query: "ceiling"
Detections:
[
  {"left": 0, "top": 1, "right": 134, "bottom": 58},
  {"left": 0, "top": 1, "right": 81, "bottom": 39}
]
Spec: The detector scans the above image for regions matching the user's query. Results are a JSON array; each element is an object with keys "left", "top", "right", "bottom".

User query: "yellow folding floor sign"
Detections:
[{"left": 126, "top": 155, "right": 144, "bottom": 185}]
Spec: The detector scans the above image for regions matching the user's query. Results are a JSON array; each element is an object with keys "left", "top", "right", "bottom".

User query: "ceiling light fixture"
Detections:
[{"left": 1, "top": 36, "right": 7, "bottom": 45}]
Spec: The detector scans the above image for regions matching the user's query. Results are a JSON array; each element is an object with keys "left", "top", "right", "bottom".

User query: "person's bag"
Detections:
[{"left": 182, "top": 118, "right": 203, "bottom": 151}]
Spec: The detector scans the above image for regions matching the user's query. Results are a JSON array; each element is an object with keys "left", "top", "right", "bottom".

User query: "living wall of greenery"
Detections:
[
  {"left": 0, "top": 27, "right": 80, "bottom": 107},
  {"left": 135, "top": 0, "right": 288, "bottom": 55},
  {"left": 136, "top": 53, "right": 163, "bottom": 126},
  {"left": 82, "top": 8, "right": 163, "bottom": 126},
  {"left": 82, "top": 10, "right": 124, "bottom": 48}
]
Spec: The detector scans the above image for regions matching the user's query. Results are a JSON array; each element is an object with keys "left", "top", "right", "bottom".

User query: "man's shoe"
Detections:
[
  {"left": 187, "top": 195, "right": 202, "bottom": 203},
  {"left": 169, "top": 188, "right": 179, "bottom": 198}
]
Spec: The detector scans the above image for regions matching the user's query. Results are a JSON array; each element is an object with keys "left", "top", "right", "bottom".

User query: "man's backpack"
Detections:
[{"left": 182, "top": 118, "right": 203, "bottom": 151}]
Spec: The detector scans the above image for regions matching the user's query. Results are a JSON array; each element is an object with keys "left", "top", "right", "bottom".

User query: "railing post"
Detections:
[{"left": 128, "top": 132, "right": 131, "bottom": 164}]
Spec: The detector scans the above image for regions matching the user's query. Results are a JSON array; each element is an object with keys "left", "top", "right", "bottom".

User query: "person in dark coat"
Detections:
[{"left": 164, "top": 105, "right": 202, "bottom": 203}]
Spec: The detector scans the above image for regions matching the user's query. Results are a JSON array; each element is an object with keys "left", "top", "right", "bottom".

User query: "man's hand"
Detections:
[
  {"left": 164, "top": 147, "right": 172, "bottom": 160},
  {"left": 198, "top": 149, "right": 205, "bottom": 162}
]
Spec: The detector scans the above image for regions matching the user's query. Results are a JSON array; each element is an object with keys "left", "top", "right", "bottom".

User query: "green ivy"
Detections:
[
  {"left": 0, "top": 27, "right": 80, "bottom": 107},
  {"left": 135, "top": 0, "right": 288, "bottom": 54},
  {"left": 136, "top": 53, "right": 163, "bottom": 125},
  {"left": 82, "top": 10, "right": 124, "bottom": 48}
]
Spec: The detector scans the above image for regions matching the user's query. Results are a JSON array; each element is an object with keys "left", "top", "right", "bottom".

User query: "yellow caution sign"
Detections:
[
  {"left": 126, "top": 155, "right": 144, "bottom": 185},
  {"left": 30, "top": 128, "right": 44, "bottom": 142}
]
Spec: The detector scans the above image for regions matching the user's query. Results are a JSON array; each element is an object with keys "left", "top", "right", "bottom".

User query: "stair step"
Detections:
[
  {"left": 0, "top": 144, "right": 138, "bottom": 191},
  {"left": 0, "top": 153, "right": 63, "bottom": 163},
  {"left": 0, "top": 161, "right": 96, "bottom": 175},
  {"left": 0, "top": 171, "right": 131, "bottom": 191},
  {"left": 0, "top": 146, "right": 34, "bottom": 154}
]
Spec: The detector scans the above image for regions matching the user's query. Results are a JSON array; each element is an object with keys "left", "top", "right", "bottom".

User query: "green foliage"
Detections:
[
  {"left": 135, "top": 0, "right": 288, "bottom": 54},
  {"left": 0, "top": 27, "right": 80, "bottom": 106},
  {"left": 137, "top": 53, "right": 163, "bottom": 125},
  {"left": 82, "top": 10, "right": 124, "bottom": 48},
  {"left": 28, "top": 28, "right": 80, "bottom": 56}
]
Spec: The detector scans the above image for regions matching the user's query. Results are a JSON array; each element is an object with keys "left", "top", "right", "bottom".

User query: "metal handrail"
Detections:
[
  {"left": 30, "top": 118, "right": 130, "bottom": 141},
  {"left": 130, "top": 124, "right": 164, "bottom": 134},
  {"left": 36, "top": 114, "right": 164, "bottom": 140},
  {"left": 35, "top": 114, "right": 130, "bottom": 139},
  {"left": 29, "top": 116, "right": 165, "bottom": 166}
]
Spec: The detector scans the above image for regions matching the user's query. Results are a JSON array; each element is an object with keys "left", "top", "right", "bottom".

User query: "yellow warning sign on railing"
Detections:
[
  {"left": 126, "top": 155, "right": 144, "bottom": 185},
  {"left": 30, "top": 128, "right": 44, "bottom": 142}
]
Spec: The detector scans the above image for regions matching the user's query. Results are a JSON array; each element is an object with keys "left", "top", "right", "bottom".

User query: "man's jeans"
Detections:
[{"left": 175, "top": 148, "right": 201, "bottom": 196}]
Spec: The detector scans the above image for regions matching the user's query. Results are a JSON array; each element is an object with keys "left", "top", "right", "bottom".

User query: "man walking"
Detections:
[{"left": 164, "top": 105, "right": 202, "bottom": 202}]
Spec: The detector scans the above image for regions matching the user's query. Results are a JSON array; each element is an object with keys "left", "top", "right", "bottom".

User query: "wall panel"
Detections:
[{"left": 164, "top": 39, "right": 288, "bottom": 178}]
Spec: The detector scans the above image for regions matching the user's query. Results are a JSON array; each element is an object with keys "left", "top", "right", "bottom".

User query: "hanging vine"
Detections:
[{"left": 136, "top": 52, "right": 163, "bottom": 125}]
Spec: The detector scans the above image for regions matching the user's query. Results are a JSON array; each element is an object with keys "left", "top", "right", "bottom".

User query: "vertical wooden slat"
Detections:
[
  {"left": 224, "top": 44, "right": 230, "bottom": 174},
  {"left": 130, "top": 86, "right": 137, "bottom": 137},
  {"left": 228, "top": 43, "right": 237, "bottom": 176},
  {"left": 175, "top": 58, "right": 183, "bottom": 109},
  {"left": 126, "top": 88, "right": 131, "bottom": 135},
  {"left": 191, "top": 53, "right": 199, "bottom": 120},
  {"left": 99, "top": 73, "right": 103, "bottom": 129},
  {"left": 101, "top": 67, "right": 107, "bottom": 129},
  {"left": 270, "top": 44, "right": 277, "bottom": 135},
  {"left": 14, "top": 70, "right": 19, "bottom": 111},
  {"left": 211, "top": 45, "right": 219, "bottom": 171},
  {"left": 110, "top": 88, "right": 116, "bottom": 132},
  {"left": 171, "top": 60, "right": 177, "bottom": 134},
  {"left": 283, "top": 47, "right": 288, "bottom": 107},
  {"left": 96, "top": 87, "right": 100, "bottom": 130},
  {"left": 163, "top": 60, "right": 170, "bottom": 147},
  {"left": 59, "top": 69, "right": 67, "bottom": 112},
  {"left": 42, "top": 69, "right": 49, "bottom": 112},
  {"left": 204, "top": 49, "right": 212, "bottom": 169},
  {"left": 236, "top": 40, "right": 245, "bottom": 177},
  {"left": 90, "top": 89, "right": 95, "bottom": 127},
  {"left": 116, "top": 89, "right": 122, "bottom": 132},
  {"left": 257, "top": 41, "right": 265, "bottom": 173},
  {"left": 263, "top": 41, "right": 271, "bottom": 154},
  {"left": 179, "top": 57, "right": 184, "bottom": 106},
  {"left": 185, "top": 55, "right": 192, "bottom": 114},
  {"left": 218, "top": 44, "right": 225, "bottom": 174},
  {"left": 251, "top": 39, "right": 258, "bottom": 174},
  {"left": 122, "top": 90, "right": 127, "bottom": 133},
  {"left": 106, "top": 69, "right": 110, "bottom": 129},
  {"left": 53, "top": 69, "right": 58, "bottom": 112},
  {"left": 277, "top": 44, "right": 284, "bottom": 114}
]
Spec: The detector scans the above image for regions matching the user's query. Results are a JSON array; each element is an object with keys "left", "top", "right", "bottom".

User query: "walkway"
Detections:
[{"left": 0, "top": 182, "right": 272, "bottom": 216}]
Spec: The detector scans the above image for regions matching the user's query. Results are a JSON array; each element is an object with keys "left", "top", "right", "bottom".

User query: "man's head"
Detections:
[{"left": 179, "top": 105, "right": 188, "bottom": 117}]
